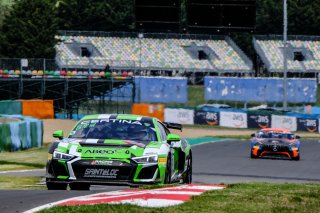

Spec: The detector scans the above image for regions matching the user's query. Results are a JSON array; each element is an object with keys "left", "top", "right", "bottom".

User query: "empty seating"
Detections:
[
  {"left": 55, "top": 34, "right": 252, "bottom": 72},
  {"left": 254, "top": 36, "right": 320, "bottom": 72}
]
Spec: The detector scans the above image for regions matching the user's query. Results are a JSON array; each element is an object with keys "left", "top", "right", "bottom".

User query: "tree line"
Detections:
[{"left": 0, "top": 0, "right": 319, "bottom": 59}]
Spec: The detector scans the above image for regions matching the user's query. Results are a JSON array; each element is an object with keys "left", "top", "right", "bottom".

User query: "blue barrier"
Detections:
[
  {"left": 135, "top": 77, "right": 188, "bottom": 103},
  {"left": 204, "top": 77, "right": 317, "bottom": 103}
]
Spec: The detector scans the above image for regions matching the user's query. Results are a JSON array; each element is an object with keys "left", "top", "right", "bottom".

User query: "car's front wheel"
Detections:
[
  {"left": 250, "top": 151, "right": 257, "bottom": 158},
  {"left": 292, "top": 155, "right": 300, "bottom": 161},
  {"left": 69, "top": 182, "right": 90, "bottom": 190},
  {"left": 46, "top": 182, "right": 67, "bottom": 190},
  {"left": 183, "top": 156, "right": 192, "bottom": 184}
]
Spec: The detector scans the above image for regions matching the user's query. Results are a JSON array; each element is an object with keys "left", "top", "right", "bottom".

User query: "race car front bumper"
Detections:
[
  {"left": 251, "top": 145, "right": 299, "bottom": 159},
  {"left": 46, "top": 158, "right": 160, "bottom": 186}
]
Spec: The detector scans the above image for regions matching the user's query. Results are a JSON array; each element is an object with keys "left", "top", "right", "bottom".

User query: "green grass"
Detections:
[
  {"left": 0, "top": 176, "right": 45, "bottom": 189},
  {"left": 0, "top": 144, "right": 49, "bottom": 171},
  {"left": 39, "top": 183, "right": 320, "bottom": 213}
]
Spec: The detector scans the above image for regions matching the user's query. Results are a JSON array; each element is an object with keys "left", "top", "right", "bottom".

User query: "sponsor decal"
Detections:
[
  {"left": 205, "top": 112, "right": 218, "bottom": 126},
  {"left": 282, "top": 117, "right": 293, "bottom": 129},
  {"left": 256, "top": 115, "right": 269, "bottom": 128},
  {"left": 194, "top": 111, "right": 219, "bottom": 126},
  {"left": 306, "top": 119, "right": 317, "bottom": 132},
  {"left": 91, "top": 160, "right": 113, "bottom": 166},
  {"left": 144, "top": 152, "right": 157, "bottom": 155},
  {"left": 177, "top": 111, "right": 191, "bottom": 123},
  {"left": 297, "top": 118, "right": 318, "bottom": 133},
  {"left": 272, "top": 145, "right": 278, "bottom": 152},
  {"left": 232, "top": 114, "right": 245, "bottom": 128},
  {"left": 248, "top": 114, "right": 271, "bottom": 129},
  {"left": 80, "top": 119, "right": 142, "bottom": 126},
  {"left": 47, "top": 153, "right": 52, "bottom": 160},
  {"left": 85, "top": 150, "right": 115, "bottom": 154},
  {"left": 158, "top": 157, "right": 167, "bottom": 164},
  {"left": 84, "top": 168, "right": 119, "bottom": 178},
  {"left": 84, "top": 149, "right": 130, "bottom": 155}
]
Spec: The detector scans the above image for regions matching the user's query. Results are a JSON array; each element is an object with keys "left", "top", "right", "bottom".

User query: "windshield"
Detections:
[
  {"left": 257, "top": 131, "right": 295, "bottom": 140},
  {"left": 69, "top": 119, "right": 157, "bottom": 142}
]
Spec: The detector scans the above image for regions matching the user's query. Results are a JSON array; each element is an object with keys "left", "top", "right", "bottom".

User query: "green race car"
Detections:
[{"left": 46, "top": 114, "right": 192, "bottom": 190}]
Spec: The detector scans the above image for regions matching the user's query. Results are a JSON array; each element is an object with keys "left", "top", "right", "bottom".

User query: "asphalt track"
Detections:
[{"left": 1, "top": 139, "right": 320, "bottom": 212}]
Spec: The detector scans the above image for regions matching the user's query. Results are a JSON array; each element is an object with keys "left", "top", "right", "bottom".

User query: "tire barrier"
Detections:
[{"left": 0, "top": 115, "right": 43, "bottom": 152}]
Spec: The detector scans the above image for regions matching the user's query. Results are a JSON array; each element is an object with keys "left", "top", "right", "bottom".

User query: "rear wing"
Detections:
[{"left": 163, "top": 122, "right": 183, "bottom": 131}]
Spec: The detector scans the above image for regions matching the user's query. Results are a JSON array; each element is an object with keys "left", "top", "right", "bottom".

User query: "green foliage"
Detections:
[
  {"left": 0, "top": 0, "right": 58, "bottom": 58},
  {"left": 55, "top": 0, "right": 134, "bottom": 31},
  {"left": 0, "top": 0, "right": 319, "bottom": 58},
  {"left": 256, "top": 0, "right": 320, "bottom": 35}
]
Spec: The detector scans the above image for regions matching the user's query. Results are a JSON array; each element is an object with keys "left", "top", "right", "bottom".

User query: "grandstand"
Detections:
[
  {"left": 253, "top": 35, "right": 320, "bottom": 73},
  {"left": 55, "top": 32, "right": 253, "bottom": 74}
]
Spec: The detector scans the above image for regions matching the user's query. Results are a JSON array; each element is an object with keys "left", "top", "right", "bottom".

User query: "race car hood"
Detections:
[{"left": 54, "top": 138, "right": 161, "bottom": 159}]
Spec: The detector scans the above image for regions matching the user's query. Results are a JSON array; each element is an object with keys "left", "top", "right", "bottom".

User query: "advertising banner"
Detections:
[
  {"left": 271, "top": 115, "right": 297, "bottom": 131},
  {"left": 164, "top": 108, "right": 194, "bottom": 125},
  {"left": 194, "top": 110, "right": 219, "bottom": 126},
  {"left": 220, "top": 111, "right": 247, "bottom": 128},
  {"left": 297, "top": 118, "right": 318, "bottom": 133},
  {"left": 22, "top": 100, "right": 54, "bottom": 119},
  {"left": 247, "top": 114, "right": 271, "bottom": 129}
]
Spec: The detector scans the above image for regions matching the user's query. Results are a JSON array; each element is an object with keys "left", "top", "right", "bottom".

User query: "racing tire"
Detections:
[
  {"left": 183, "top": 156, "right": 192, "bottom": 184},
  {"left": 69, "top": 183, "right": 90, "bottom": 190},
  {"left": 46, "top": 182, "right": 67, "bottom": 190},
  {"left": 250, "top": 152, "right": 257, "bottom": 159},
  {"left": 292, "top": 155, "right": 300, "bottom": 161},
  {"left": 164, "top": 153, "right": 171, "bottom": 184}
]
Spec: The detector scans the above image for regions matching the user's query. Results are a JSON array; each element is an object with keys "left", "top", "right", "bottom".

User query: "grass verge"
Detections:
[
  {"left": 0, "top": 176, "right": 45, "bottom": 189},
  {"left": 39, "top": 183, "right": 320, "bottom": 213},
  {"left": 0, "top": 144, "right": 49, "bottom": 171}
]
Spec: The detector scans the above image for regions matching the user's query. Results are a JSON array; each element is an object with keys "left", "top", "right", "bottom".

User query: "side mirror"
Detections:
[
  {"left": 53, "top": 130, "right": 64, "bottom": 140},
  {"left": 167, "top": 133, "right": 181, "bottom": 142}
]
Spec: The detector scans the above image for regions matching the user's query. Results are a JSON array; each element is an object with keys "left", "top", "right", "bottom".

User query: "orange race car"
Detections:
[{"left": 250, "top": 128, "right": 300, "bottom": 160}]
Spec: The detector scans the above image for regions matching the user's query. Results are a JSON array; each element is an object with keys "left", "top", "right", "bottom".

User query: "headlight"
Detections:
[
  {"left": 53, "top": 151, "right": 74, "bottom": 160},
  {"left": 132, "top": 155, "right": 158, "bottom": 164}
]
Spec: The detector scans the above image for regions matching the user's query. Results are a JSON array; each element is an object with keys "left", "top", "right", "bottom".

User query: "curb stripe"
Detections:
[{"left": 24, "top": 184, "right": 225, "bottom": 212}]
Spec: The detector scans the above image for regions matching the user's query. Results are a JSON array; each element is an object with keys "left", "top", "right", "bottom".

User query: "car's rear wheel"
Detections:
[
  {"left": 46, "top": 182, "right": 67, "bottom": 190},
  {"left": 164, "top": 153, "right": 171, "bottom": 184},
  {"left": 183, "top": 156, "right": 192, "bottom": 184},
  {"left": 69, "top": 182, "right": 90, "bottom": 190}
]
